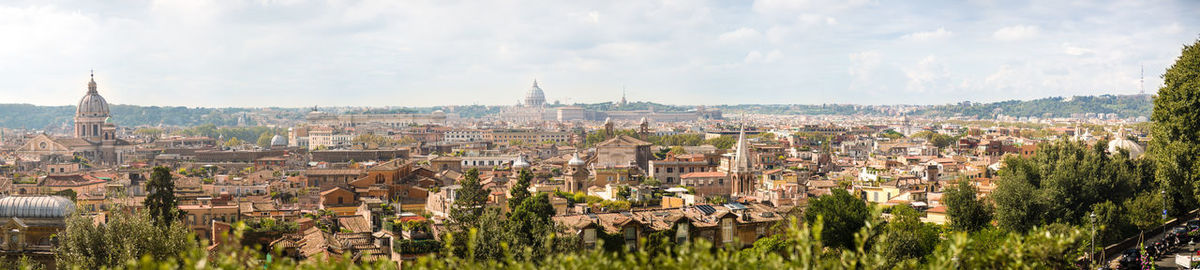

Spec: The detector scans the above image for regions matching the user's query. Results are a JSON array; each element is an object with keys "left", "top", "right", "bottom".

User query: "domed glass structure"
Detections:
[{"left": 0, "top": 196, "right": 76, "bottom": 219}]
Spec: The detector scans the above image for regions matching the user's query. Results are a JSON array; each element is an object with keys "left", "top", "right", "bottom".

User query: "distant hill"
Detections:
[
  {"left": 0, "top": 94, "right": 1152, "bottom": 129},
  {"left": 715, "top": 94, "right": 1153, "bottom": 119},
  {"left": 913, "top": 94, "right": 1152, "bottom": 119},
  {"left": 0, "top": 104, "right": 262, "bottom": 130}
]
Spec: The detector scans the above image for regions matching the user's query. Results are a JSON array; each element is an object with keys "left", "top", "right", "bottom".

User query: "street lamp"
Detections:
[
  {"left": 1090, "top": 211, "right": 1097, "bottom": 267},
  {"left": 1162, "top": 189, "right": 1168, "bottom": 220}
]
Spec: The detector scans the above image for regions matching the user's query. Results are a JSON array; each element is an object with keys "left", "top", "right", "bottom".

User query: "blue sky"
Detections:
[{"left": 0, "top": 0, "right": 1197, "bottom": 107}]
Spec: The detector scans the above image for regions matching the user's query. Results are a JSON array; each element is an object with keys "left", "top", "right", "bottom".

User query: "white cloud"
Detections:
[
  {"left": 798, "top": 14, "right": 838, "bottom": 27},
  {"left": 752, "top": 0, "right": 872, "bottom": 14},
  {"left": 904, "top": 55, "right": 951, "bottom": 93},
  {"left": 1062, "top": 43, "right": 1094, "bottom": 56},
  {"left": 745, "top": 50, "right": 783, "bottom": 64},
  {"left": 993, "top": 25, "right": 1040, "bottom": 41},
  {"left": 718, "top": 27, "right": 761, "bottom": 42},
  {"left": 848, "top": 50, "right": 883, "bottom": 92},
  {"left": 901, "top": 27, "right": 952, "bottom": 41}
]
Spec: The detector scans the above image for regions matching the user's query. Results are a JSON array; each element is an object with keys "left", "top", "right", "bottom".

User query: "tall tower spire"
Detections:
[
  {"left": 1140, "top": 64, "right": 1145, "bottom": 95},
  {"left": 618, "top": 86, "right": 628, "bottom": 106},
  {"left": 732, "top": 125, "right": 750, "bottom": 172}
]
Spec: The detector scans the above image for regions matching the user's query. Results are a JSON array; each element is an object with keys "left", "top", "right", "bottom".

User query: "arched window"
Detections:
[{"left": 92, "top": 125, "right": 99, "bottom": 137}]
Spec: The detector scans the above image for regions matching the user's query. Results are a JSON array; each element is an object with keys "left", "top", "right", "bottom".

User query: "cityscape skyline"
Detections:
[{"left": 1, "top": 0, "right": 1198, "bottom": 107}]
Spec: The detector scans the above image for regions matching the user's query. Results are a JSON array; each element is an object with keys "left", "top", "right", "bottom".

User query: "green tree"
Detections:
[
  {"left": 53, "top": 189, "right": 77, "bottom": 202},
  {"left": 643, "top": 177, "right": 662, "bottom": 187},
  {"left": 992, "top": 139, "right": 1145, "bottom": 232},
  {"left": 505, "top": 193, "right": 560, "bottom": 260},
  {"left": 876, "top": 205, "right": 939, "bottom": 266},
  {"left": 144, "top": 166, "right": 180, "bottom": 224},
  {"left": 354, "top": 133, "right": 400, "bottom": 148},
  {"left": 704, "top": 136, "right": 737, "bottom": 150},
  {"left": 224, "top": 137, "right": 242, "bottom": 148},
  {"left": 1150, "top": 38, "right": 1200, "bottom": 217},
  {"left": 508, "top": 170, "right": 532, "bottom": 210},
  {"left": 450, "top": 169, "right": 488, "bottom": 228},
  {"left": 944, "top": 180, "right": 991, "bottom": 232},
  {"left": 256, "top": 131, "right": 273, "bottom": 147},
  {"left": 1123, "top": 192, "right": 1163, "bottom": 232},
  {"left": 803, "top": 189, "right": 870, "bottom": 249},
  {"left": 879, "top": 129, "right": 905, "bottom": 140},
  {"left": 1090, "top": 200, "right": 1133, "bottom": 246},
  {"left": 55, "top": 206, "right": 195, "bottom": 269}
]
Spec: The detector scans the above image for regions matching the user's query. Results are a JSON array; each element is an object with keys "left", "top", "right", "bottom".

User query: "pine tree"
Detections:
[
  {"left": 144, "top": 166, "right": 179, "bottom": 224},
  {"left": 508, "top": 169, "right": 532, "bottom": 210},
  {"left": 450, "top": 168, "right": 488, "bottom": 227}
]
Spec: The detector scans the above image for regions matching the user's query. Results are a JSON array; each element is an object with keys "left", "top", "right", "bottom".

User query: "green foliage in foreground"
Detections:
[
  {"left": 91, "top": 215, "right": 1088, "bottom": 270},
  {"left": 43, "top": 188, "right": 1092, "bottom": 270}
]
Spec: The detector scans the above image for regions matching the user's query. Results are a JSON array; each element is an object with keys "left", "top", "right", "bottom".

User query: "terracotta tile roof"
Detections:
[
  {"left": 305, "top": 169, "right": 365, "bottom": 176},
  {"left": 680, "top": 171, "right": 726, "bottom": 178},
  {"left": 39, "top": 174, "right": 105, "bottom": 187},
  {"left": 337, "top": 216, "right": 372, "bottom": 233}
]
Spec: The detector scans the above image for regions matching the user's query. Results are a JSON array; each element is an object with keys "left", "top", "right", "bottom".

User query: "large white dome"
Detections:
[
  {"left": 524, "top": 80, "right": 546, "bottom": 107},
  {"left": 76, "top": 77, "right": 110, "bottom": 117}
]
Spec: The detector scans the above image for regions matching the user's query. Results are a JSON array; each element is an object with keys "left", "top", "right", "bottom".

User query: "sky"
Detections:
[{"left": 0, "top": 0, "right": 1197, "bottom": 108}]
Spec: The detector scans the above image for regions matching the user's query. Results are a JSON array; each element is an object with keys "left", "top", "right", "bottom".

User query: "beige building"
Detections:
[{"left": 594, "top": 135, "right": 652, "bottom": 172}]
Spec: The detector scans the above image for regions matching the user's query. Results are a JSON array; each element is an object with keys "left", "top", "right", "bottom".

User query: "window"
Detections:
[
  {"left": 338, "top": 197, "right": 344, "bottom": 204},
  {"left": 624, "top": 228, "right": 637, "bottom": 251},
  {"left": 666, "top": 168, "right": 673, "bottom": 173},
  {"left": 721, "top": 218, "right": 734, "bottom": 244},
  {"left": 675, "top": 223, "right": 689, "bottom": 244}
]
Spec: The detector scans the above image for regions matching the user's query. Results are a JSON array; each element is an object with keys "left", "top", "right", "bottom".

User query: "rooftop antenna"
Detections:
[{"left": 1139, "top": 64, "right": 1145, "bottom": 95}]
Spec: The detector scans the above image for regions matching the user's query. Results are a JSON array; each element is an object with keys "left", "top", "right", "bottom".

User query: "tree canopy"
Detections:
[
  {"left": 1150, "top": 37, "right": 1200, "bottom": 217},
  {"left": 803, "top": 189, "right": 870, "bottom": 249},
  {"left": 944, "top": 179, "right": 992, "bottom": 232},
  {"left": 144, "top": 166, "right": 180, "bottom": 224}
]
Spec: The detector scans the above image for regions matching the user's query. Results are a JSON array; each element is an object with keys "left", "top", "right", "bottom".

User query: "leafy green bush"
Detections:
[{"left": 396, "top": 239, "right": 443, "bottom": 254}]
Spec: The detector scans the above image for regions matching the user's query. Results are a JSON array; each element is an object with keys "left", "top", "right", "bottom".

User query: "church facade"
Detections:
[{"left": 15, "top": 74, "right": 133, "bottom": 165}]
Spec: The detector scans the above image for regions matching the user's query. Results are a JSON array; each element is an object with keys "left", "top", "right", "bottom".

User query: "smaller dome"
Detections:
[
  {"left": 1107, "top": 137, "right": 1144, "bottom": 159},
  {"left": 104, "top": 117, "right": 113, "bottom": 124},
  {"left": 270, "top": 135, "right": 287, "bottom": 146},
  {"left": 512, "top": 155, "right": 531, "bottom": 169},
  {"left": 567, "top": 152, "right": 586, "bottom": 166}
]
